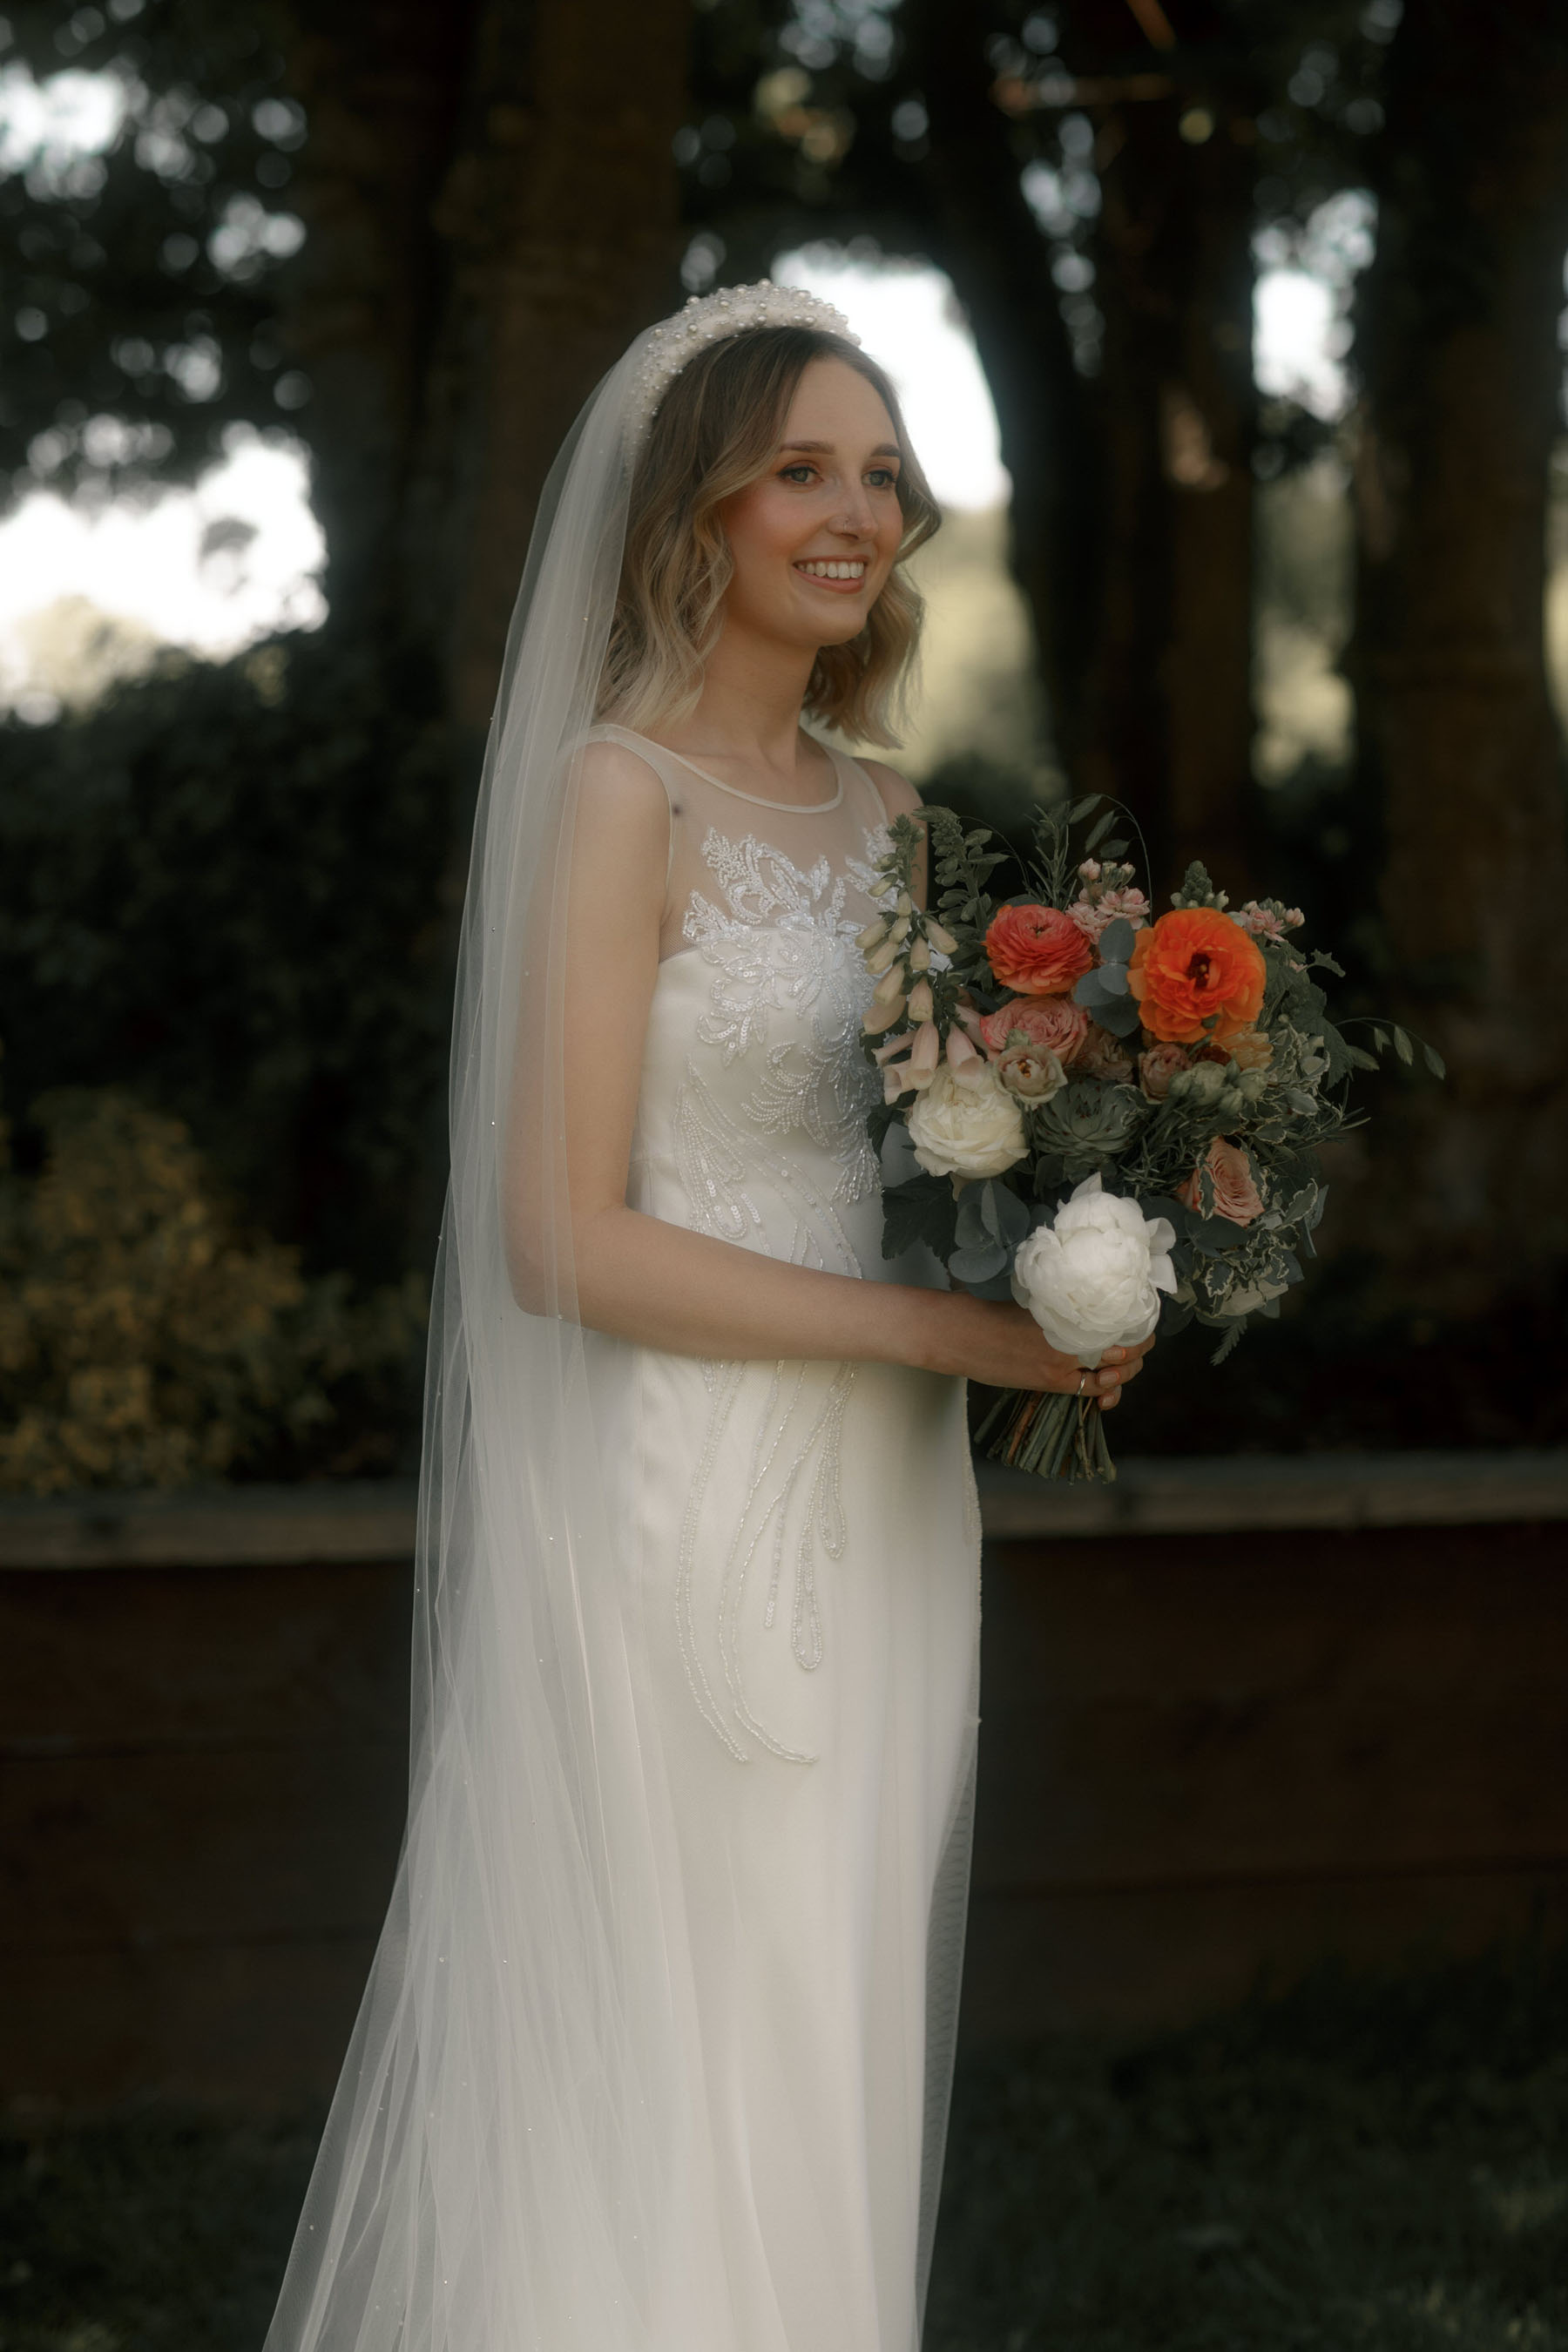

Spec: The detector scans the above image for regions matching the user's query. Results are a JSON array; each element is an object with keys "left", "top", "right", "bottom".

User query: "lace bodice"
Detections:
[
  {"left": 587, "top": 722, "right": 894, "bottom": 1254},
  {"left": 583, "top": 727, "right": 967, "bottom": 1777}
]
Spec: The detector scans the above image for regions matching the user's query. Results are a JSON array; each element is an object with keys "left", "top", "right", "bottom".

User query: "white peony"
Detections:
[
  {"left": 906, "top": 1062, "right": 1027, "bottom": 1183},
  {"left": 1010, "top": 1173, "right": 1177, "bottom": 1364}
]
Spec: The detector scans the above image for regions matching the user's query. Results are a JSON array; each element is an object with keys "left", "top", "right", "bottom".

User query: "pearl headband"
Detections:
[{"left": 628, "top": 278, "right": 861, "bottom": 453}]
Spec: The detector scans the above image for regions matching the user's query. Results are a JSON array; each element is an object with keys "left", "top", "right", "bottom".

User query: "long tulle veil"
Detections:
[
  {"left": 263, "top": 287, "right": 975, "bottom": 2352},
  {"left": 263, "top": 318, "right": 694, "bottom": 2349}
]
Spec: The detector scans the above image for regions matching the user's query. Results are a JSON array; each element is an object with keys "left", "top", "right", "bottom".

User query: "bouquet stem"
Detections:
[{"left": 974, "top": 1385, "right": 1117, "bottom": 1483}]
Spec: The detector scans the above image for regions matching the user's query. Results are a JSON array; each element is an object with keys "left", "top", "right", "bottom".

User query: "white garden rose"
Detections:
[
  {"left": 1010, "top": 1173, "right": 1177, "bottom": 1364},
  {"left": 906, "top": 1062, "right": 1027, "bottom": 1183}
]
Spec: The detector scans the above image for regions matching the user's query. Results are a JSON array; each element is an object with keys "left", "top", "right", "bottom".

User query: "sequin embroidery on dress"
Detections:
[
  {"left": 681, "top": 823, "right": 889, "bottom": 1208},
  {"left": 666, "top": 816, "right": 891, "bottom": 1762}
]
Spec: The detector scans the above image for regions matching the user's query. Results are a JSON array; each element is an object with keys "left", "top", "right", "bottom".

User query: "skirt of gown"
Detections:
[{"left": 586, "top": 921, "right": 983, "bottom": 2352}]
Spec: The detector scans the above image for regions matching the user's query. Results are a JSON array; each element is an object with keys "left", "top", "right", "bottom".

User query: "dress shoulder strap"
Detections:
[
  {"left": 583, "top": 721, "right": 686, "bottom": 797},
  {"left": 580, "top": 723, "right": 679, "bottom": 889},
  {"left": 836, "top": 748, "right": 896, "bottom": 830}
]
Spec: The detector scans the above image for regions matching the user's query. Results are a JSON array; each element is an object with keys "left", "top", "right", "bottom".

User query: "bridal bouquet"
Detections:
[{"left": 859, "top": 798, "right": 1441, "bottom": 1481}]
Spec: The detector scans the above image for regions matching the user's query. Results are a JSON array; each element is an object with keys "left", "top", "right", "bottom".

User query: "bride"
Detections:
[{"left": 265, "top": 281, "right": 1148, "bottom": 2352}]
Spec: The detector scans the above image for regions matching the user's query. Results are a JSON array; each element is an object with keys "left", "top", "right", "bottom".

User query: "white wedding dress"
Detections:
[{"left": 582, "top": 723, "right": 983, "bottom": 2352}]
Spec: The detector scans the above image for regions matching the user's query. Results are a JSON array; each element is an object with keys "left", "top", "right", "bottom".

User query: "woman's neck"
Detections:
[{"left": 659, "top": 629, "right": 823, "bottom": 792}]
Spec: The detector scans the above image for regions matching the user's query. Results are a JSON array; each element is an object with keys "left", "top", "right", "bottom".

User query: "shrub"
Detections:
[
  {"left": 0, "top": 627, "right": 462, "bottom": 1288},
  {"left": 0, "top": 1087, "right": 425, "bottom": 1493}
]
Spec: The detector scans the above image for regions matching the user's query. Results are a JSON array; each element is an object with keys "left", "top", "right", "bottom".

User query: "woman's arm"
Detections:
[{"left": 505, "top": 743, "right": 1148, "bottom": 1404}]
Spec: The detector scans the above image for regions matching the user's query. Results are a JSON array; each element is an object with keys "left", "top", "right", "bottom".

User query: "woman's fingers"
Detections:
[{"left": 1092, "top": 1333, "right": 1155, "bottom": 1404}]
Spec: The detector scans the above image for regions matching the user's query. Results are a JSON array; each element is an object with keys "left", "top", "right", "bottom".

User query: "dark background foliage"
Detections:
[{"left": 2, "top": 0, "right": 1566, "bottom": 1466}]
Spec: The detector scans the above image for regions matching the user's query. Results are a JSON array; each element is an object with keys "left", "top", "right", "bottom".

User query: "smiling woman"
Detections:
[
  {"left": 598, "top": 323, "right": 938, "bottom": 752},
  {"left": 264, "top": 289, "right": 1148, "bottom": 2352}
]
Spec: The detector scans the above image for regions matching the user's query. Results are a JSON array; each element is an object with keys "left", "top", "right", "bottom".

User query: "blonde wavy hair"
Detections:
[{"left": 598, "top": 324, "right": 940, "bottom": 748}]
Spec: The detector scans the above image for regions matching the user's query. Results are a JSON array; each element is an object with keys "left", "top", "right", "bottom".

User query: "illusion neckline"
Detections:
[{"left": 611, "top": 725, "right": 845, "bottom": 814}]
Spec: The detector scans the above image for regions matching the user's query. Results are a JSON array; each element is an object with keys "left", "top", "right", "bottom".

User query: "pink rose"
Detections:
[
  {"left": 1177, "top": 1138, "right": 1264, "bottom": 1227},
  {"left": 1077, "top": 1023, "right": 1135, "bottom": 1084},
  {"left": 1138, "top": 1041, "right": 1193, "bottom": 1100},
  {"left": 978, "top": 995, "right": 1089, "bottom": 1064}
]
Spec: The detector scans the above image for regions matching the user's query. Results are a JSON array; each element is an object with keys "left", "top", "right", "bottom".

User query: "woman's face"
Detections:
[{"left": 718, "top": 357, "right": 906, "bottom": 656}]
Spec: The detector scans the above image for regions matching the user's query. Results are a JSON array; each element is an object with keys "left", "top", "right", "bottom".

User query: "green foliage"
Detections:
[
  {"left": 2, "top": 0, "right": 306, "bottom": 510},
  {"left": 924, "top": 807, "right": 1004, "bottom": 989},
  {"left": 0, "top": 628, "right": 461, "bottom": 1285},
  {"left": 0, "top": 1086, "right": 425, "bottom": 1493}
]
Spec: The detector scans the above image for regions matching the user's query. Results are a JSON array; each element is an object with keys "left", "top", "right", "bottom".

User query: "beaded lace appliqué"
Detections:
[
  {"left": 667, "top": 821, "right": 889, "bottom": 1762},
  {"left": 681, "top": 826, "right": 888, "bottom": 1205}
]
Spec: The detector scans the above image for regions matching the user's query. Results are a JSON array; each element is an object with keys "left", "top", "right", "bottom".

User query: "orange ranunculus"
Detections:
[
  {"left": 983, "top": 902, "right": 1093, "bottom": 997},
  {"left": 1128, "top": 907, "right": 1266, "bottom": 1044}
]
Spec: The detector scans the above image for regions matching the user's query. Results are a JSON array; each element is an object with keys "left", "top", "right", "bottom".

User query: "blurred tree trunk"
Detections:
[
  {"left": 276, "top": 0, "right": 482, "bottom": 640},
  {"left": 409, "top": 0, "right": 692, "bottom": 731},
  {"left": 1349, "top": 0, "right": 1568, "bottom": 1310},
  {"left": 901, "top": 2, "right": 1257, "bottom": 895},
  {"left": 900, "top": 0, "right": 1100, "bottom": 792},
  {"left": 279, "top": 0, "right": 691, "bottom": 724},
  {"left": 1080, "top": 81, "right": 1258, "bottom": 892}
]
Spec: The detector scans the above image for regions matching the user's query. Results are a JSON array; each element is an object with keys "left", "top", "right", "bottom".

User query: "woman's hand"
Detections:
[{"left": 925, "top": 1292, "right": 1155, "bottom": 1407}]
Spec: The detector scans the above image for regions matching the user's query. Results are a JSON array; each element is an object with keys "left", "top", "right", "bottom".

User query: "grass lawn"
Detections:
[{"left": 2, "top": 1939, "right": 1565, "bottom": 2351}]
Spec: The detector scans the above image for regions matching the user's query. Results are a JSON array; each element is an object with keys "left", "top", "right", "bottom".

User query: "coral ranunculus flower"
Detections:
[
  {"left": 983, "top": 902, "right": 1094, "bottom": 996},
  {"left": 1128, "top": 908, "right": 1267, "bottom": 1044}
]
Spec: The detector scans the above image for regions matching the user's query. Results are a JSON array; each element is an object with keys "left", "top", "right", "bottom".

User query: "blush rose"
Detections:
[
  {"left": 1176, "top": 1138, "right": 1264, "bottom": 1227},
  {"left": 978, "top": 996, "right": 1090, "bottom": 1064}
]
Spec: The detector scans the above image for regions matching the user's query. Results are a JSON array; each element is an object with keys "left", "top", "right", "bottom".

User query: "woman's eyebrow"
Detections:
[{"left": 778, "top": 438, "right": 902, "bottom": 459}]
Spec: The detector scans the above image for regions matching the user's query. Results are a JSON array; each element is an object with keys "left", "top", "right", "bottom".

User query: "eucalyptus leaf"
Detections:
[
  {"left": 1069, "top": 795, "right": 1103, "bottom": 821},
  {"left": 1094, "top": 997, "right": 1142, "bottom": 1038},
  {"left": 1095, "top": 965, "right": 1131, "bottom": 997},
  {"left": 1392, "top": 1025, "right": 1414, "bottom": 1065},
  {"left": 1085, "top": 810, "right": 1118, "bottom": 852},
  {"left": 1098, "top": 917, "right": 1136, "bottom": 964},
  {"left": 948, "top": 1240, "right": 1009, "bottom": 1284}
]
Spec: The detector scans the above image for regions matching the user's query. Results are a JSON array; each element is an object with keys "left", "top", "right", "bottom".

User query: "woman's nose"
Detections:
[{"left": 832, "top": 492, "right": 875, "bottom": 537}]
